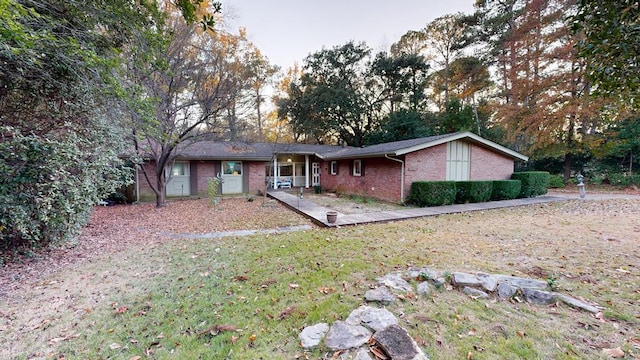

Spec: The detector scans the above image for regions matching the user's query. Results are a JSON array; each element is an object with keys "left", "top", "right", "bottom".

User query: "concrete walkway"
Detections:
[{"left": 267, "top": 190, "right": 639, "bottom": 227}]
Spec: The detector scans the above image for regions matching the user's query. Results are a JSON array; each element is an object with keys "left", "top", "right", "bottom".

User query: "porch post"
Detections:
[
  {"left": 305, "top": 155, "right": 310, "bottom": 188},
  {"left": 273, "top": 157, "right": 278, "bottom": 189}
]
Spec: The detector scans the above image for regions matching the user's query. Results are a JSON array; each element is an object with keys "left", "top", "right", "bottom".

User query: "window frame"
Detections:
[
  {"left": 330, "top": 161, "right": 338, "bottom": 175},
  {"left": 353, "top": 159, "right": 362, "bottom": 177}
]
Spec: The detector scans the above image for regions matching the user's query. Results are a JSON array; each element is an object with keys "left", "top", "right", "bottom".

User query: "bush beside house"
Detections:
[
  {"left": 491, "top": 180, "right": 522, "bottom": 201},
  {"left": 511, "top": 171, "right": 550, "bottom": 198},
  {"left": 455, "top": 181, "right": 494, "bottom": 204},
  {"left": 407, "top": 181, "right": 457, "bottom": 207}
]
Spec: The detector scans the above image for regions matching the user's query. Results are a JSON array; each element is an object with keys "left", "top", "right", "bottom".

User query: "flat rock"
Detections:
[
  {"left": 494, "top": 275, "right": 548, "bottom": 290},
  {"left": 372, "top": 324, "right": 429, "bottom": 360},
  {"left": 496, "top": 282, "right": 518, "bottom": 300},
  {"left": 417, "top": 281, "right": 431, "bottom": 295},
  {"left": 346, "top": 305, "right": 398, "bottom": 332},
  {"left": 376, "top": 274, "right": 413, "bottom": 292},
  {"left": 522, "top": 287, "right": 556, "bottom": 305},
  {"left": 452, "top": 272, "right": 482, "bottom": 287},
  {"left": 556, "top": 294, "right": 602, "bottom": 314},
  {"left": 406, "top": 267, "right": 441, "bottom": 281},
  {"left": 476, "top": 272, "right": 498, "bottom": 292},
  {"left": 324, "top": 321, "right": 372, "bottom": 351},
  {"left": 365, "top": 286, "right": 396, "bottom": 303},
  {"left": 299, "top": 323, "right": 329, "bottom": 349},
  {"left": 462, "top": 286, "right": 489, "bottom": 298}
]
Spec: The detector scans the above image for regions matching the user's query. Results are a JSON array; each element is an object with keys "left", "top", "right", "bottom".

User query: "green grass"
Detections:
[{"left": 12, "top": 199, "right": 640, "bottom": 359}]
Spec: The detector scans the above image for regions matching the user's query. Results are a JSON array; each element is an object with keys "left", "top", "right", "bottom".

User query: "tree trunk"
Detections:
[{"left": 563, "top": 152, "right": 572, "bottom": 181}]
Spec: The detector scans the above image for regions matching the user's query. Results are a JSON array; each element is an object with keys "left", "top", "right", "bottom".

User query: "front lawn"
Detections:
[{"left": 1, "top": 197, "right": 639, "bottom": 359}]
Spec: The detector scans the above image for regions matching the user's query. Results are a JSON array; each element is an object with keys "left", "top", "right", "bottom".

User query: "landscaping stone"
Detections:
[
  {"left": 417, "top": 281, "right": 431, "bottom": 295},
  {"left": 462, "top": 286, "right": 489, "bottom": 298},
  {"left": 372, "top": 324, "right": 429, "bottom": 360},
  {"left": 346, "top": 305, "right": 398, "bottom": 332},
  {"left": 324, "top": 321, "right": 372, "bottom": 351},
  {"left": 451, "top": 272, "right": 482, "bottom": 287},
  {"left": 297, "top": 267, "right": 603, "bottom": 358},
  {"left": 299, "top": 323, "right": 329, "bottom": 349},
  {"left": 406, "top": 267, "right": 441, "bottom": 281},
  {"left": 365, "top": 285, "right": 396, "bottom": 303},
  {"left": 494, "top": 275, "right": 548, "bottom": 290},
  {"left": 496, "top": 282, "right": 518, "bottom": 300},
  {"left": 476, "top": 272, "right": 498, "bottom": 292},
  {"left": 376, "top": 274, "right": 413, "bottom": 292},
  {"left": 522, "top": 287, "right": 556, "bottom": 305},
  {"left": 556, "top": 294, "right": 602, "bottom": 314}
]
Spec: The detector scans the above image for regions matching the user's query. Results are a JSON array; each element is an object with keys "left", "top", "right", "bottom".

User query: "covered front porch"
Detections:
[{"left": 266, "top": 154, "right": 321, "bottom": 189}]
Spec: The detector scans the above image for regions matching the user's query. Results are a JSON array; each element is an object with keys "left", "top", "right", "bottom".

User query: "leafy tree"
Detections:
[
  {"left": 0, "top": 0, "right": 165, "bottom": 249},
  {"left": 280, "top": 41, "right": 374, "bottom": 146},
  {"left": 131, "top": 11, "right": 236, "bottom": 207},
  {"left": 474, "top": 0, "right": 610, "bottom": 179},
  {"left": 366, "top": 109, "right": 433, "bottom": 144},
  {"left": 368, "top": 52, "right": 430, "bottom": 113},
  {"left": 572, "top": 0, "right": 640, "bottom": 107}
]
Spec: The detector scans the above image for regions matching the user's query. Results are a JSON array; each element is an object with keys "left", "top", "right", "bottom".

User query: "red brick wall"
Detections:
[
  {"left": 137, "top": 160, "right": 266, "bottom": 201},
  {"left": 194, "top": 161, "right": 216, "bottom": 194},
  {"left": 248, "top": 161, "right": 266, "bottom": 193},
  {"left": 469, "top": 144, "right": 514, "bottom": 180},
  {"left": 404, "top": 144, "right": 448, "bottom": 185},
  {"left": 320, "top": 158, "right": 403, "bottom": 203},
  {"left": 319, "top": 141, "right": 517, "bottom": 203}
]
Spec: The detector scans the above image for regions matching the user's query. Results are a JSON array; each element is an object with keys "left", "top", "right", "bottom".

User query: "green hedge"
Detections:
[
  {"left": 608, "top": 173, "right": 640, "bottom": 187},
  {"left": 491, "top": 180, "right": 522, "bottom": 200},
  {"left": 511, "top": 171, "right": 550, "bottom": 198},
  {"left": 548, "top": 174, "right": 565, "bottom": 188},
  {"left": 455, "top": 181, "right": 493, "bottom": 203},
  {"left": 407, "top": 181, "right": 457, "bottom": 207}
]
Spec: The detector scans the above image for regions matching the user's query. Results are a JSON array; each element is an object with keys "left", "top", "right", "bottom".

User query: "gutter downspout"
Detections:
[{"left": 385, "top": 154, "right": 405, "bottom": 203}]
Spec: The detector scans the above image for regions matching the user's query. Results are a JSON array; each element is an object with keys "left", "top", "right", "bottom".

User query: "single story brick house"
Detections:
[{"left": 135, "top": 132, "right": 528, "bottom": 203}]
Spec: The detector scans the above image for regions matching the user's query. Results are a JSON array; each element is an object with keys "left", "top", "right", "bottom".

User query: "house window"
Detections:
[
  {"left": 171, "top": 162, "right": 189, "bottom": 176},
  {"left": 353, "top": 159, "right": 362, "bottom": 176},
  {"left": 330, "top": 161, "right": 338, "bottom": 175},
  {"left": 223, "top": 161, "right": 242, "bottom": 175}
]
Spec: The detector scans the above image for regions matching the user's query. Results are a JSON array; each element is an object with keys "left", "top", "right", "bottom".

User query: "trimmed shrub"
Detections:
[
  {"left": 407, "top": 181, "right": 457, "bottom": 207},
  {"left": 491, "top": 180, "right": 522, "bottom": 200},
  {"left": 548, "top": 174, "right": 565, "bottom": 188},
  {"left": 511, "top": 171, "right": 550, "bottom": 198},
  {"left": 455, "top": 181, "right": 493, "bottom": 203}
]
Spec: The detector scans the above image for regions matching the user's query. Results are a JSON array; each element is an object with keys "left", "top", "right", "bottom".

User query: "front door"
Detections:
[
  {"left": 221, "top": 161, "right": 243, "bottom": 194},
  {"left": 312, "top": 162, "right": 320, "bottom": 186},
  {"left": 166, "top": 161, "right": 190, "bottom": 197}
]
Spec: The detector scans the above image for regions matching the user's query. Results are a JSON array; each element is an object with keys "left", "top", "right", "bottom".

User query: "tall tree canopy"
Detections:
[{"left": 572, "top": 0, "right": 640, "bottom": 107}]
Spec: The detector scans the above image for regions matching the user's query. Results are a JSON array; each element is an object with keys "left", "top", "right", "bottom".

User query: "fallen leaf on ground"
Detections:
[
  {"left": 110, "top": 343, "right": 121, "bottom": 350},
  {"left": 278, "top": 306, "right": 297, "bottom": 320},
  {"left": 197, "top": 324, "right": 237, "bottom": 336}
]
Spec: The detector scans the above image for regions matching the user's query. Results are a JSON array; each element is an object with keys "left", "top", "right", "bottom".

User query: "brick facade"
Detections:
[
  {"left": 137, "top": 160, "right": 266, "bottom": 200},
  {"left": 469, "top": 144, "right": 513, "bottom": 180},
  {"left": 320, "top": 141, "right": 517, "bottom": 204},
  {"left": 320, "top": 158, "right": 403, "bottom": 203}
]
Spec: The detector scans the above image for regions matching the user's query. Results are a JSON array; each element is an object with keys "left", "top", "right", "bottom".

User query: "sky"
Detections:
[{"left": 220, "top": 0, "right": 476, "bottom": 70}]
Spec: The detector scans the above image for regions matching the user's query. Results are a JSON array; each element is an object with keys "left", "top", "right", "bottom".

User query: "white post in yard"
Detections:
[
  {"left": 305, "top": 155, "right": 310, "bottom": 188},
  {"left": 273, "top": 157, "right": 278, "bottom": 189}
]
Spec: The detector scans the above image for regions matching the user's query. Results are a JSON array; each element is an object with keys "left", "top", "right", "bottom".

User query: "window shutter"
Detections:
[
  {"left": 361, "top": 160, "right": 365, "bottom": 176},
  {"left": 335, "top": 161, "right": 339, "bottom": 175}
]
